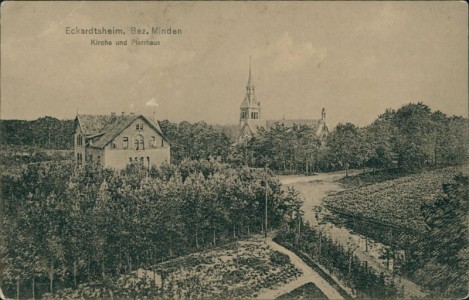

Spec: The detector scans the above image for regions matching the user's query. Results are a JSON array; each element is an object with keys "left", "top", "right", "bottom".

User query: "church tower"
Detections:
[{"left": 237, "top": 59, "right": 264, "bottom": 143}]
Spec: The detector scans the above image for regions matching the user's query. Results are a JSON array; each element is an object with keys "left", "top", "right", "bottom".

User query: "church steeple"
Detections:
[
  {"left": 247, "top": 56, "right": 254, "bottom": 88},
  {"left": 238, "top": 58, "right": 263, "bottom": 144},
  {"left": 242, "top": 57, "right": 257, "bottom": 108}
]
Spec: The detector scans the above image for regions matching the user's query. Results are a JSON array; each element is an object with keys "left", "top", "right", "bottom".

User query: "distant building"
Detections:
[
  {"left": 237, "top": 63, "right": 329, "bottom": 144},
  {"left": 73, "top": 112, "right": 170, "bottom": 169}
]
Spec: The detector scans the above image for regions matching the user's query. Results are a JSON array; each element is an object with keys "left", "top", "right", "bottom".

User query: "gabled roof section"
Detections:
[
  {"left": 89, "top": 114, "right": 169, "bottom": 149},
  {"left": 91, "top": 115, "right": 139, "bottom": 148},
  {"left": 76, "top": 114, "right": 112, "bottom": 135}
]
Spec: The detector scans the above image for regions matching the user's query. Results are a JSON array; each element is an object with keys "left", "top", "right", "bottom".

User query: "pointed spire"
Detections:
[{"left": 247, "top": 56, "right": 254, "bottom": 87}]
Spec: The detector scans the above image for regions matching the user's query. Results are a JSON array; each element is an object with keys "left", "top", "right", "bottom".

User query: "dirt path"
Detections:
[
  {"left": 256, "top": 237, "right": 344, "bottom": 300},
  {"left": 278, "top": 171, "right": 427, "bottom": 299}
]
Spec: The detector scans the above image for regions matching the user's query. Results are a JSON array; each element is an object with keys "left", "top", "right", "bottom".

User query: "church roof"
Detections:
[{"left": 266, "top": 119, "right": 322, "bottom": 131}]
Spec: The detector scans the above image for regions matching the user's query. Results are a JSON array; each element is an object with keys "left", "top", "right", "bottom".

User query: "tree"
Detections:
[{"left": 326, "top": 123, "right": 361, "bottom": 176}]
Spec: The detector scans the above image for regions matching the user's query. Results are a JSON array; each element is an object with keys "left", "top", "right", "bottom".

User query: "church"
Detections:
[{"left": 237, "top": 63, "right": 329, "bottom": 143}]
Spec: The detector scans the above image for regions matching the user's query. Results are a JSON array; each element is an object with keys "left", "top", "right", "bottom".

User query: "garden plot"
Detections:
[
  {"left": 323, "top": 166, "right": 464, "bottom": 231},
  {"left": 133, "top": 239, "right": 303, "bottom": 299}
]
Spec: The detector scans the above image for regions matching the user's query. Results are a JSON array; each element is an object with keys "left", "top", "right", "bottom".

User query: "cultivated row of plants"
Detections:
[
  {"left": 0, "top": 160, "right": 303, "bottom": 299},
  {"left": 324, "top": 170, "right": 468, "bottom": 298},
  {"left": 323, "top": 166, "right": 461, "bottom": 231},
  {"left": 275, "top": 227, "right": 400, "bottom": 298},
  {"left": 43, "top": 241, "right": 302, "bottom": 300}
]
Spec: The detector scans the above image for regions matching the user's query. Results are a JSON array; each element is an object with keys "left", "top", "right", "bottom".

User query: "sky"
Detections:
[{"left": 1, "top": 1, "right": 467, "bottom": 128}]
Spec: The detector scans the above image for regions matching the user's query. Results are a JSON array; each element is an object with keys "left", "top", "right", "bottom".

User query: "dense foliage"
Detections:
[
  {"left": 0, "top": 117, "right": 75, "bottom": 149},
  {"left": 159, "top": 120, "right": 236, "bottom": 163},
  {"left": 0, "top": 160, "right": 303, "bottom": 299},
  {"left": 231, "top": 124, "right": 322, "bottom": 174},
  {"left": 417, "top": 173, "right": 468, "bottom": 297}
]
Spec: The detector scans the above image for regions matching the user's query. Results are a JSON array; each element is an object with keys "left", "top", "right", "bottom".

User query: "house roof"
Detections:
[
  {"left": 76, "top": 114, "right": 112, "bottom": 135},
  {"left": 77, "top": 113, "right": 169, "bottom": 149}
]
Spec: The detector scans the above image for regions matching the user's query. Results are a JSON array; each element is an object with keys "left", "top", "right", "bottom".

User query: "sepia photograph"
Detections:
[{"left": 1, "top": 1, "right": 468, "bottom": 299}]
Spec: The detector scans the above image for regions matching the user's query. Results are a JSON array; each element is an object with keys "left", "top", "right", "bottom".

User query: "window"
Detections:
[
  {"left": 150, "top": 136, "right": 156, "bottom": 148},
  {"left": 129, "top": 157, "right": 132, "bottom": 163},
  {"left": 77, "top": 134, "right": 83, "bottom": 146},
  {"left": 140, "top": 124, "right": 144, "bottom": 130},
  {"left": 136, "top": 123, "right": 143, "bottom": 130},
  {"left": 146, "top": 157, "right": 150, "bottom": 167},
  {"left": 134, "top": 135, "right": 144, "bottom": 150},
  {"left": 123, "top": 137, "right": 129, "bottom": 149},
  {"left": 111, "top": 141, "right": 117, "bottom": 148},
  {"left": 161, "top": 138, "right": 164, "bottom": 147},
  {"left": 77, "top": 153, "right": 83, "bottom": 165},
  {"left": 140, "top": 157, "right": 144, "bottom": 164}
]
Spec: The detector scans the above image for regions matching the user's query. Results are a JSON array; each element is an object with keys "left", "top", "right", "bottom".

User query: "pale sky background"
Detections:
[{"left": 1, "top": 1, "right": 467, "bottom": 128}]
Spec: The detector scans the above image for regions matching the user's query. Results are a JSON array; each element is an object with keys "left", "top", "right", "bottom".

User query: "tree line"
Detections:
[
  {"left": 0, "top": 160, "right": 303, "bottom": 299},
  {"left": 1, "top": 103, "right": 466, "bottom": 174},
  {"left": 0, "top": 117, "right": 75, "bottom": 150},
  {"left": 234, "top": 103, "right": 468, "bottom": 174}
]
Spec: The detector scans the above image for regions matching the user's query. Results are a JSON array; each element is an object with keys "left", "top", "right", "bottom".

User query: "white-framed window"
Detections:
[
  {"left": 150, "top": 136, "right": 156, "bottom": 148},
  {"left": 123, "top": 137, "right": 129, "bottom": 149}
]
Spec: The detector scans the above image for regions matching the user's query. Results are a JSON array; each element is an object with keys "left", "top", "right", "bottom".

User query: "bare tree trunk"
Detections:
[
  {"left": 32, "top": 277, "right": 35, "bottom": 300},
  {"left": 88, "top": 256, "right": 91, "bottom": 283},
  {"left": 16, "top": 279, "right": 19, "bottom": 300},
  {"left": 71, "top": 260, "right": 77, "bottom": 287},
  {"left": 49, "top": 258, "right": 54, "bottom": 293},
  {"left": 102, "top": 256, "right": 105, "bottom": 279},
  {"left": 213, "top": 227, "right": 216, "bottom": 246}
]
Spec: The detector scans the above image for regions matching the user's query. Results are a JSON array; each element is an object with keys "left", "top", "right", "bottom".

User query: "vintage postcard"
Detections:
[{"left": 1, "top": 1, "right": 468, "bottom": 299}]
